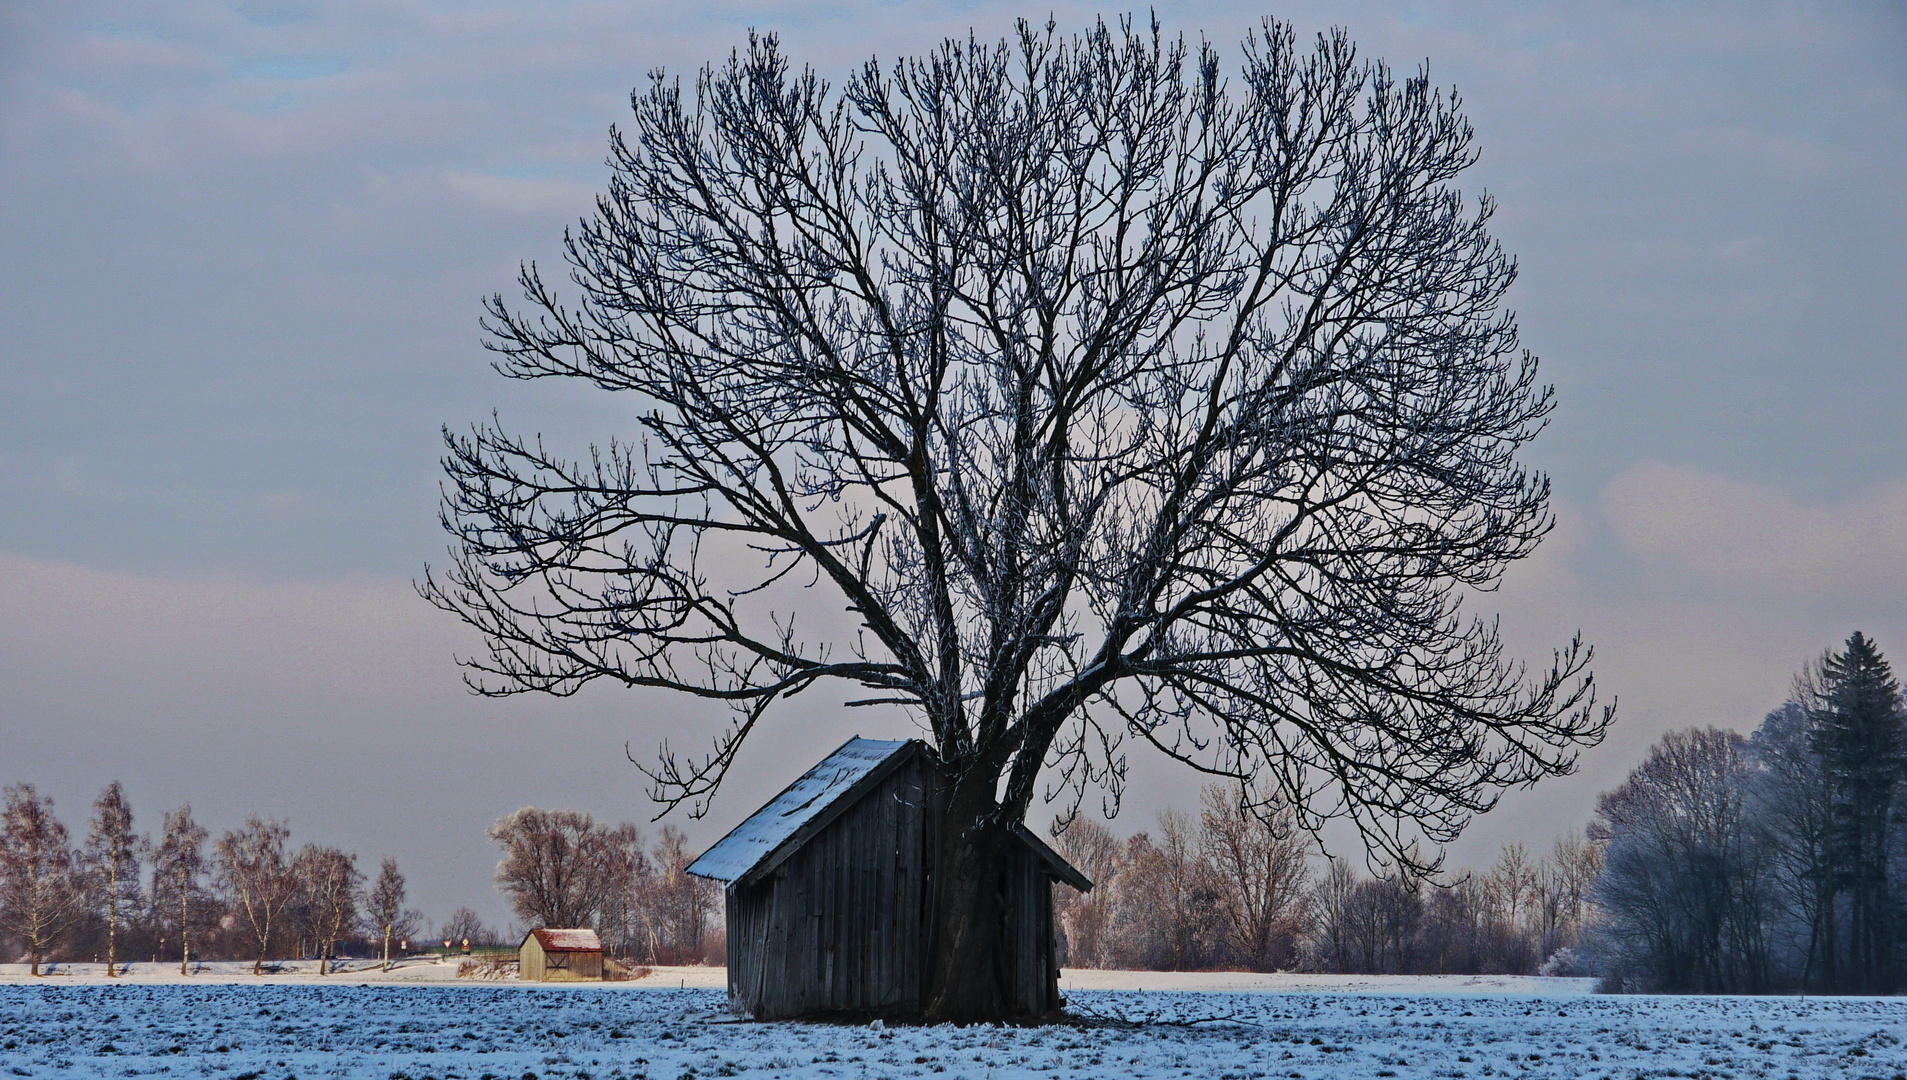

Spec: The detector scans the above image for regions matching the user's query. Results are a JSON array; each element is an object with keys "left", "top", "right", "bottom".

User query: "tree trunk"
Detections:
[
  {"left": 382, "top": 926, "right": 392, "bottom": 972},
  {"left": 179, "top": 888, "right": 191, "bottom": 976},
  {"left": 106, "top": 861, "right": 118, "bottom": 977},
  {"left": 923, "top": 783, "right": 1013, "bottom": 1023}
]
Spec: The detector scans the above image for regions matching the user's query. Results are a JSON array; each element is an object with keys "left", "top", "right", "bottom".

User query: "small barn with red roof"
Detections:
[{"left": 518, "top": 927, "right": 604, "bottom": 981}]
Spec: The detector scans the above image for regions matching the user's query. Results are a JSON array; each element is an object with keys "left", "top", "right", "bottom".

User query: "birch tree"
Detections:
[
  {"left": 0, "top": 785, "right": 81, "bottom": 976},
  {"left": 82, "top": 781, "right": 143, "bottom": 977},
  {"left": 215, "top": 815, "right": 295, "bottom": 975},
  {"left": 150, "top": 805, "right": 210, "bottom": 975},
  {"left": 642, "top": 825, "right": 715, "bottom": 962},
  {"left": 292, "top": 844, "right": 361, "bottom": 975},
  {"left": 425, "top": 16, "right": 1610, "bottom": 1019},
  {"left": 367, "top": 857, "right": 422, "bottom": 971}
]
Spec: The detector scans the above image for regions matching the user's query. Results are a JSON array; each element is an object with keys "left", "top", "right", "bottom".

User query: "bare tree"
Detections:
[
  {"left": 366, "top": 857, "right": 422, "bottom": 971},
  {"left": 1534, "top": 829, "right": 1599, "bottom": 958},
  {"left": 215, "top": 815, "right": 296, "bottom": 975},
  {"left": 1416, "top": 876, "right": 1486, "bottom": 974},
  {"left": 488, "top": 807, "right": 635, "bottom": 930},
  {"left": 592, "top": 824, "right": 651, "bottom": 961},
  {"left": 150, "top": 805, "right": 210, "bottom": 975},
  {"left": 424, "top": 16, "right": 1610, "bottom": 1019},
  {"left": 0, "top": 785, "right": 82, "bottom": 975},
  {"left": 1112, "top": 810, "right": 1214, "bottom": 970},
  {"left": 1482, "top": 841, "right": 1540, "bottom": 972},
  {"left": 439, "top": 906, "right": 491, "bottom": 948},
  {"left": 1592, "top": 728, "right": 1771, "bottom": 993},
  {"left": 1326, "top": 872, "right": 1419, "bottom": 974},
  {"left": 1308, "top": 858, "right": 1360, "bottom": 973},
  {"left": 1750, "top": 694, "right": 1839, "bottom": 987},
  {"left": 1048, "top": 817, "right": 1120, "bottom": 967},
  {"left": 291, "top": 844, "right": 361, "bottom": 975},
  {"left": 81, "top": 781, "right": 143, "bottom": 977},
  {"left": 641, "top": 825, "right": 717, "bottom": 963},
  {"left": 1199, "top": 782, "right": 1309, "bottom": 971}
]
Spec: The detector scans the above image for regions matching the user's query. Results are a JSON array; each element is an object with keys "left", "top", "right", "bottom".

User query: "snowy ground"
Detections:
[
  {"left": 0, "top": 960, "right": 728, "bottom": 988},
  {"left": 2, "top": 971, "right": 1902, "bottom": 1079},
  {"left": 0, "top": 961, "right": 1571, "bottom": 994}
]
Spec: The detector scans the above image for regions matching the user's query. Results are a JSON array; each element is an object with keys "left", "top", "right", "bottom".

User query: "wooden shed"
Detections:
[
  {"left": 518, "top": 928, "right": 604, "bottom": 982},
  {"left": 687, "top": 737, "right": 1091, "bottom": 1019}
]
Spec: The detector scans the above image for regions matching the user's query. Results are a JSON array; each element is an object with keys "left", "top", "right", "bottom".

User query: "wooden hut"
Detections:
[
  {"left": 518, "top": 928, "right": 604, "bottom": 982},
  {"left": 687, "top": 737, "right": 1092, "bottom": 1019}
]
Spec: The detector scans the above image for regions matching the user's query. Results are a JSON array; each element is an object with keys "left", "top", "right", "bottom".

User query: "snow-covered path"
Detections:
[{"left": 2, "top": 982, "right": 1901, "bottom": 1079}]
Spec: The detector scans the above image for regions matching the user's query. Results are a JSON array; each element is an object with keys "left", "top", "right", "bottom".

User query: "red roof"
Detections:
[{"left": 526, "top": 928, "right": 602, "bottom": 952}]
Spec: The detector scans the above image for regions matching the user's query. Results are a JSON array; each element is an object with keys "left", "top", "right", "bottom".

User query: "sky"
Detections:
[{"left": 2, "top": 1, "right": 1904, "bottom": 933}]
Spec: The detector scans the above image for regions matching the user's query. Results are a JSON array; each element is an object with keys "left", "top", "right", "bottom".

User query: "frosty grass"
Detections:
[{"left": 2, "top": 979, "right": 1903, "bottom": 1079}]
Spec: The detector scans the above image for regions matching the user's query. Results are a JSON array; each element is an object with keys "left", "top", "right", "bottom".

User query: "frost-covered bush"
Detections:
[{"left": 1537, "top": 947, "right": 1589, "bottom": 978}]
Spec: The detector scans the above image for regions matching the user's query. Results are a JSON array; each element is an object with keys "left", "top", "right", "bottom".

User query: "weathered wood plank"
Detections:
[{"left": 723, "top": 741, "right": 1074, "bottom": 1019}]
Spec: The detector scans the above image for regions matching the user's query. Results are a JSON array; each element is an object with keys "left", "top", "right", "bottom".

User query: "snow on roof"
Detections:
[
  {"left": 687, "top": 737, "right": 914, "bottom": 883},
  {"left": 527, "top": 928, "right": 602, "bottom": 952}
]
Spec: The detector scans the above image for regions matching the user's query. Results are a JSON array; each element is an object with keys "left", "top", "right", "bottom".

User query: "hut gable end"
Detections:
[{"left": 518, "top": 927, "right": 604, "bottom": 982}]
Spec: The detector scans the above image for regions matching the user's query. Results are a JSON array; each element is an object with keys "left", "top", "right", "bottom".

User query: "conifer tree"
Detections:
[{"left": 1810, "top": 631, "right": 1905, "bottom": 992}]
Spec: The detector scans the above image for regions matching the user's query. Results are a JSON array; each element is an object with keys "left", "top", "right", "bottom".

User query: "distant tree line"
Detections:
[
  {"left": 1049, "top": 782, "right": 1599, "bottom": 976},
  {"left": 0, "top": 790, "right": 730, "bottom": 975},
  {"left": 0, "top": 788, "right": 427, "bottom": 975},
  {"left": 485, "top": 807, "right": 723, "bottom": 966},
  {"left": 11, "top": 631, "right": 1892, "bottom": 992},
  {"left": 1589, "top": 632, "right": 1905, "bottom": 994},
  {"left": 1053, "top": 633, "right": 1906, "bottom": 994}
]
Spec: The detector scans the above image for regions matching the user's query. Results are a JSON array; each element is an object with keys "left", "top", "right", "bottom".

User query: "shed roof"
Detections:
[
  {"left": 687, "top": 736, "right": 914, "bottom": 884},
  {"left": 1012, "top": 823, "right": 1094, "bottom": 893},
  {"left": 687, "top": 735, "right": 1093, "bottom": 893},
  {"left": 523, "top": 928, "right": 603, "bottom": 953}
]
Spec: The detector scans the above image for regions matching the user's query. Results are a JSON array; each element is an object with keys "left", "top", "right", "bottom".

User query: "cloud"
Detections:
[
  {"left": 4, "top": 0, "right": 1905, "bottom": 887},
  {"left": 441, "top": 171, "right": 599, "bottom": 214},
  {"left": 1602, "top": 462, "right": 1907, "bottom": 605},
  {"left": 0, "top": 550, "right": 913, "bottom": 927}
]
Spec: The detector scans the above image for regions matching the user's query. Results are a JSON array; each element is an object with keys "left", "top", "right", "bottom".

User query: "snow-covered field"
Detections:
[
  {"left": 2, "top": 967, "right": 1902, "bottom": 1079},
  {"left": 0, "top": 960, "right": 729, "bottom": 988}
]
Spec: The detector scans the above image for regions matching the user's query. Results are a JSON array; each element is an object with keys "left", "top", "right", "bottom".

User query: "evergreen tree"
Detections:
[{"left": 1810, "top": 631, "right": 1905, "bottom": 992}]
